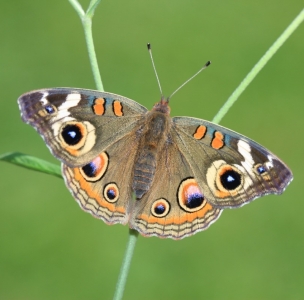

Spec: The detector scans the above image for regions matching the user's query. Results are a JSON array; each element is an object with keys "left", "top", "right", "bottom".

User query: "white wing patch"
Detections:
[
  {"left": 237, "top": 140, "right": 254, "bottom": 170},
  {"left": 265, "top": 155, "right": 274, "bottom": 169},
  {"left": 48, "top": 93, "right": 82, "bottom": 135},
  {"left": 39, "top": 92, "right": 49, "bottom": 105},
  {"left": 55, "top": 93, "right": 81, "bottom": 122}
]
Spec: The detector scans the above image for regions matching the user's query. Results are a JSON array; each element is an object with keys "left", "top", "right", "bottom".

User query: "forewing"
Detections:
[
  {"left": 18, "top": 88, "right": 147, "bottom": 167},
  {"left": 172, "top": 116, "right": 293, "bottom": 208}
]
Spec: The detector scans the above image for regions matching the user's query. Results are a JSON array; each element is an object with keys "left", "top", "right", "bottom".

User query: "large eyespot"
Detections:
[
  {"left": 178, "top": 178, "right": 206, "bottom": 213},
  {"left": 216, "top": 164, "right": 243, "bottom": 192},
  {"left": 57, "top": 120, "right": 96, "bottom": 156},
  {"left": 151, "top": 198, "right": 170, "bottom": 218},
  {"left": 207, "top": 160, "right": 249, "bottom": 200},
  {"left": 80, "top": 152, "right": 109, "bottom": 182},
  {"left": 61, "top": 123, "right": 85, "bottom": 146},
  {"left": 104, "top": 183, "right": 119, "bottom": 203},
  {"left": 220, "top": 169, "right": 241, "bottom": 190}
]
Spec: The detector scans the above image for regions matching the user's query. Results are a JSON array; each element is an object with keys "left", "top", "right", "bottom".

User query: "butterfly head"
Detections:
[{"left": 152, "top": 97, "right": 171, "bottom": 115}]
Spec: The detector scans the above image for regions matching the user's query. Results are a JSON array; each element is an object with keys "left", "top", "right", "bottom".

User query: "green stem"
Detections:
[
  {"left": 87, "top": 0, "right": 102, "bottom": 18},
  {"left": 68, "top": 0, "right": 85, "bottom": 17},
  {"left": 69, "top": 0, "right": 104, "bottom": 91},
  {"left": 212, "top": 8, "right": 304, "bottom": 124},
  {"left": 82, "top": 18, "right": 104, "bottom": 91},
  {"left": 113, "top": 229, "right": 139, "bottom": 300}
]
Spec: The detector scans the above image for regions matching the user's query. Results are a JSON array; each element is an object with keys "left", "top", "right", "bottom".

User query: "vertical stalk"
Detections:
[{"left": 113, "top": 229, "right": 139, "bottom": 300}]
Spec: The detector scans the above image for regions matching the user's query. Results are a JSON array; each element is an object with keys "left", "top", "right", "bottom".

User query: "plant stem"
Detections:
[
  {"left": 82, "top": 18, "right": 104, "bottom": 91},
  {"left": 113, "top": 229, "right": 139, "bottom": 300},
  {"left": 212, "top": 8, "right": 304, "bottom": 124},
  {"left": 87, "top": 0, "right": 102, "bottom": 18},
  {"left": 69, "top": 0, "right": 104, "bottom": 91}
]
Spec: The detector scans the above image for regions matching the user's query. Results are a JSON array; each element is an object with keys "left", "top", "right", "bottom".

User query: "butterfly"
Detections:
[{"left": 18, "top": 87, "right": 293, "bottom": 239}]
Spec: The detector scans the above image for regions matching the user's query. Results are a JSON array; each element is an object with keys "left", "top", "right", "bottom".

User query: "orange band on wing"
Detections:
[
  {"left": 138, "top": 202, "right": 214, "bottom": 225},
  {"left": 65, "top": 147, "right": 79, "bottom": 156},
  {"left": 73, "top": 168, "right": 125, "bottom": 214}
]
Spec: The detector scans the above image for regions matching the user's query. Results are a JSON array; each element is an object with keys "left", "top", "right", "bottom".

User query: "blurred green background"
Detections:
[{"left": 1, "top": 1, "right": 303, "bottom": 299}]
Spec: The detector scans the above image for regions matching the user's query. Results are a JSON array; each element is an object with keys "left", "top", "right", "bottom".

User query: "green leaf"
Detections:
[{"left": 0, "top": 152, "right": 62, "bottom": 178}]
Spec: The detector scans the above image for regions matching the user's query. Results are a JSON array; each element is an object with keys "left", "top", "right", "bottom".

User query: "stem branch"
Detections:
[{"left": 212, "top": 8, "right": 304, "bottom": 124}]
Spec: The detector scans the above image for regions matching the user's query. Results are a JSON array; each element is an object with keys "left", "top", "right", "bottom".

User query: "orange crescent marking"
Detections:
[
  {"left": 211, "top": 131, "right": 225, "bottom": 149},
  {"left": 93, "top": 98, "right": 105, "bottom": 115},
  {"left": 65, "top": 147, "right": 79, "bottom": 156},
  {"left": 193, "top": 125, "right": 207, "bottom": 140},
  {"left": 214, "top": 188, "right": 238, "bottom": 198},
  {"left": 113, "top": 100, "right": 123, "bottom": 116},
  {"left": 214, "top": 190, "right": 230, "bottom": 198},
  {"left": 73, "top": 168, "right": 125, "bottom": 213},
  {"left": 138, "top": 202, "right": 214, "bottom": 225}
]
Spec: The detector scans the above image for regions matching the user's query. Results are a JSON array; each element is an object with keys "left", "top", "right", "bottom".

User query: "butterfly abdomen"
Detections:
[
  {"left": 132, "top": 111, "right": 171, "bottom": 199},
  {"left": 133, "top": 150, "right": 157, "bottom": 198}
]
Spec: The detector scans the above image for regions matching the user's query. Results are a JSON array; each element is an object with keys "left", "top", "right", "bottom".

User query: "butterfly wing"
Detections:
[
  {"left": 172, "top": 116, "right": 293, "bottom": 208},
  {"left": 61, "top": 129, "right": 141, "bottom": 225},
  {"left": 18, "top": 88, "right": 148, "bottom": 167},
  {"left": 129, "top": 138, "right": 222, "bottom": 239}
]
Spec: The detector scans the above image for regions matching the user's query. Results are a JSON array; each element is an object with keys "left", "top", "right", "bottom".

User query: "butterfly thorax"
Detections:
[
  {"left": 151, "top": 98, "right": 171, "bottom": 115},
  {"left": 132, "top": 102, "right": 171, "bottom": 199}
]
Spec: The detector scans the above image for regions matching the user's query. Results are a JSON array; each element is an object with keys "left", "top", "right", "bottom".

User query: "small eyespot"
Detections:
[
  {"left": 61, "top": 124, "right": 83, "bottom": 146},
  {"left": 255, "top": 164, "right": 266, "bottom": 174},
  {"left": 104, "top": 183, "right": 119, "bottom": 203},
  {"left": 178, "top": 178, "right": 206, "bottom": 212},
  {"left": 253, "top": 163, "right": 271, "bottom": 181},
  {"left": 80, "top": 152, "right": 109, "bottom": 182},
  {"left": 151, "top": 198, "right": 170, "bottom": 218},
  {"left": 44, "top": 104, "right": 56, "bottom": 114}
]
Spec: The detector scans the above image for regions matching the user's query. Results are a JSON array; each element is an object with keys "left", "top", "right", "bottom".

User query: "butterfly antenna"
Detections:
[
  {"left": 168, "top": 61, "right": 211, "bottom": 100},
  {"left": 147, "top": 43, "right": 163, "bottom": 97}
]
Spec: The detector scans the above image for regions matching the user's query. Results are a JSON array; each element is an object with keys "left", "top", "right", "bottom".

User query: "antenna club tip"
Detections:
[
  {"left": 206, "top": 61, "right": 211, "bottom": 67},
  {"left": 147, "top": 43, "right": 151, "bottom": 50}
]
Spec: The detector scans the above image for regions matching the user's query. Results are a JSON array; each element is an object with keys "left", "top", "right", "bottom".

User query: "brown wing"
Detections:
[
  {"left": 129, "top": 137, "right": 222, "bottom": 240},
  {"left": 18, "top": 88, "right": 148, "bottom": 167},
  {"left": 172, "top": 116, "right": 293, "bottom": 208},
  {"left": 62, "top": 131, "right": 140, "bottom": 225}
]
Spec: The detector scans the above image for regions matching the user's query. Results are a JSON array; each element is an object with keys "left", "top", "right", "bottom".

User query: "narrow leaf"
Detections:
[{"left": 0, "top": 152, "right": 62, "bottom": 178}]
